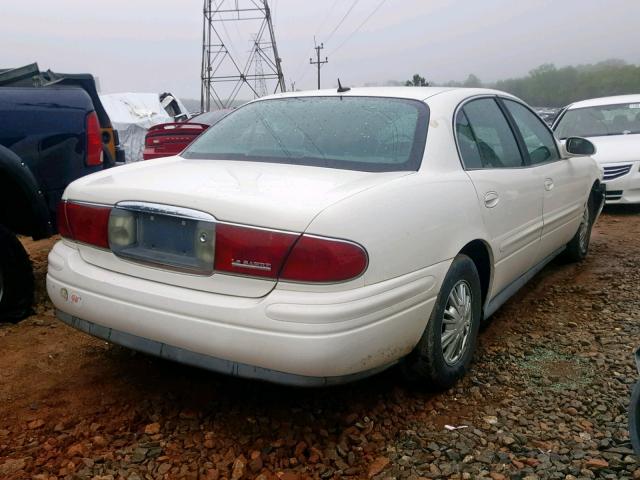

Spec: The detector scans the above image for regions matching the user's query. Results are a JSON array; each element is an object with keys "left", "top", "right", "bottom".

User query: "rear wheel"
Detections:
[
  {"left": 401, "top": 254, "right": 482, "bottom": 390},
  {"left": 563, "top": 196, "right": 594, "bottom": 263},
  {"left": 0, "top": 225, "right": 34, "bottom": 322}
]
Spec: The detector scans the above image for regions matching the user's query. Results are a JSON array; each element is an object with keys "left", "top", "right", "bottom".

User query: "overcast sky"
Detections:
[{"left": 3, "top": 0, "right": 640, "bottom": 102}]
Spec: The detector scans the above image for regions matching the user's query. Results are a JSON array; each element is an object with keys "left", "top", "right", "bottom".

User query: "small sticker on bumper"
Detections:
[{"left": 60, "top": 288, "right": 82, "bottom": 307}]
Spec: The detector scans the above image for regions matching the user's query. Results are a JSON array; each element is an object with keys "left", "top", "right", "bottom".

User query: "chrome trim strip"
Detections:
[
  {"left": 64, "top": 199, "right": 112, "bottom": 208},
  {"left": 218, "top": 220, "right": 301, "bottom": 236},
  {"left": 115, "top": 201, "right": 216, "bottom": 222}
]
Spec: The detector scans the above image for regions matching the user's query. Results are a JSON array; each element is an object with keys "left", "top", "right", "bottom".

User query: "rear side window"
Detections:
[
  {"left": 456, "top": 98, "right": 524, "bottom": 169},
  {"left": 183, "top": 97, "right": 429, "bottom": 172},
  {"left": 503, "top": 99, "right": 560, "bottom": 165},
  {"left": 455, "top": 110, "right": 483, "bottom": 169}
]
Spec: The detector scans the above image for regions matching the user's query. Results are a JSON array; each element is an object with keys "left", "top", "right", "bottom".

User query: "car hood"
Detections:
[
  {"left": 587, "top": 134, "right": 640, "bottom": 165},
  {"left": 65, "top": 156, "right": 413, "bottom": 232}
]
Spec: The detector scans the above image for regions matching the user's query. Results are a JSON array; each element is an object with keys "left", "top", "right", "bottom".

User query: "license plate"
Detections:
[{"left": 109, "top": 203, "right": 216, "bottom": 275}]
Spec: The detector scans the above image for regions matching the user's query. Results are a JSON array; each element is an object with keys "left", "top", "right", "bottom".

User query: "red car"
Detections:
[{"left": 142, "top": 109, "right": 232, "bottom": 160}]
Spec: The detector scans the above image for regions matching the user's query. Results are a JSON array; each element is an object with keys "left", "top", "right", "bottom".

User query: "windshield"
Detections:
[
  {"left": 555, "top": 102, "right": 640, "bottom": 139},
  {"left": 182, "top": 96, "right": 429, "bottom": 172}
]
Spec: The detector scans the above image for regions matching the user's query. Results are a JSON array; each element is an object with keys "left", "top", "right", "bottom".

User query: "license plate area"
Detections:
[{"left": 109, "top": 202, "right": 216, "bottom": 275}]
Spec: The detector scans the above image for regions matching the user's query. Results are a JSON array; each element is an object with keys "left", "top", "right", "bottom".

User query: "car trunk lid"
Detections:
[{"left": 65, "top": 157, "right": 410, "bottom": 297}]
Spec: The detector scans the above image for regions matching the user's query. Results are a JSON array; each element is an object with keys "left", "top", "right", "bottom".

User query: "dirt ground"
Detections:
[{"left": 1, "top": 207, "right": 639, "bottom": 480}]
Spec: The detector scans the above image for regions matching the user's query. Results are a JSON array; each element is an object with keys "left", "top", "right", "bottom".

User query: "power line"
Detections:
[
  {"left": 290, "top": 1, "right": 340, "bottom": 85},
  {"left": 294, "top": 0, "right": 360, "bottom": 86},
  {"left": 314, "top": 0, "right": 342, "bottom": 39},
  {"left": 328, "top": 0, "right": 389, "bottom": 56},
  {"left": 324, "top": 0, "right": 361, "bottom": 45}
]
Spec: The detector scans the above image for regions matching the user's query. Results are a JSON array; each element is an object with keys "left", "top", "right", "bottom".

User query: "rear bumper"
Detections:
[
  {"left": 47, "top": 241, "right": 443, "bottom": 385},
  {"left": 55, "top": 310, "right": 394, "bottom": 386}
]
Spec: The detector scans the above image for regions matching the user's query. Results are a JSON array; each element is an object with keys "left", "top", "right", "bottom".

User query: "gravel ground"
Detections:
[{"left": 0, "top": 207, "right": 639, "bottom": 480}]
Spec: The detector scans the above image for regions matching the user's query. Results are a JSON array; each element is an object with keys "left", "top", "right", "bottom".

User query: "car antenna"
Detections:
[{"left": 337, "top": 78, "right": 351, "bottom": 93}]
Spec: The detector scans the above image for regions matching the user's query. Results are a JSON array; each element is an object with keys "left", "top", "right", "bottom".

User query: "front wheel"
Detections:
[
  {"left": 563, "top": 196, "right": 594, "bottom": 263},
  {"left": 401, "top": 254, "right": 482, "bottom": 390},
  {"left": 0, "top": 225, "right": 34, "bottom": 322}
]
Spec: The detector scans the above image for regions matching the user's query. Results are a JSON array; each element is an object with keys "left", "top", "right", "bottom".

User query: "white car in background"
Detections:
[
  {"left": 48, "top": 87, "right": 604, "bottom": 389},
  {"left": 554, "top": 94, "right": 640, "bottom": 203}
]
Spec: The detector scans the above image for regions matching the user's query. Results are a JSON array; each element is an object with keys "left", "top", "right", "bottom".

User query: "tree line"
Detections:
[{"left": 402, "top": 59, "right": 640, "bottom": 107}]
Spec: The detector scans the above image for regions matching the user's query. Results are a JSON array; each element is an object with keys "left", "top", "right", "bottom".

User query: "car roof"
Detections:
[
  {"left": 567, "top": 94, "right": 640, "bottom": 109},
  {"left": 260, "top": 86, "right": 513, "bottom": 103}
]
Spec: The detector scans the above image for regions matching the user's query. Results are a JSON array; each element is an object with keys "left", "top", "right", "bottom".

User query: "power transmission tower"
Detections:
[
  {"left": 200, "top": 0, "right": 286, "bottom": 112},
  {"left": 253, "top": 40, "right": 268, "bottom": 97},
  {"left": 310, "top": 43, "right": 328, "bottom": 90}
]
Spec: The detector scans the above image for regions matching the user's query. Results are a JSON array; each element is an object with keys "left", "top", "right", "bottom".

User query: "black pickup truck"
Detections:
[{"left": 0, "top": 68, "right": 117, "bottom": 321}]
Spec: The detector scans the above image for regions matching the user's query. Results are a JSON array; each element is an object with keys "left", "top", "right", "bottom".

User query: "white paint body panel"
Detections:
[
  {"left": 587, "top": 135, "right": 640, "bottom": 204},
  {"left": 49, "top": 87, "right": 602, "bottom": 382}
]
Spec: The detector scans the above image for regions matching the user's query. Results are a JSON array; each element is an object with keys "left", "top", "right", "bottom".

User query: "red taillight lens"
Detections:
[
  {"left": 214, "top": 224, "right": 368, "bottom": 283},
  {"left": 86, "top": 112, "right": 103, "bottom": 167},
  {"left": 214, "top": 223, "right": 298, "bottom": 278},
  {"left": 58, "top": 201, "right": 111, "bottom": 248},
  {"left": 280, "top": 235, "right": 368, "bottom": 283},
  {"left": 56, "top": 201, "right": 72, "bottom": 238}
]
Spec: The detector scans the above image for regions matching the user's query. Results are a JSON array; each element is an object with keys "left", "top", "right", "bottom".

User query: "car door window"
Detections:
[
  {"left": 457, "top": 98, "right": 524, "bottom": 169},
  {"left": 455, "top": 110, "right": 483, "bottom": 169},
  {"left": 503, "top": 99, "right": 560, "bottom": 165}
]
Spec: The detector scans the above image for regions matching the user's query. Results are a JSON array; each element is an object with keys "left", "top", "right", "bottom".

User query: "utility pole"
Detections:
[{"left": 309, "top": 43, "right": 328, "bottom": 90}]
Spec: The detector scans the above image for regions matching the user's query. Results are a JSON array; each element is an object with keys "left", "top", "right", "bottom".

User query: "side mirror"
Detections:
[{"left": 563, "top": 137, "right": 596, "bottom": 157}]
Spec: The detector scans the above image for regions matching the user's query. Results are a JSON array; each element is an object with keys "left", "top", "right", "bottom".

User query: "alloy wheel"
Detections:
[
  {"left": 441, "top": 280, "right": 473, "bottom": 365},
  {"left": 578, "top": 205, "right": 590, "bottom": 253}
]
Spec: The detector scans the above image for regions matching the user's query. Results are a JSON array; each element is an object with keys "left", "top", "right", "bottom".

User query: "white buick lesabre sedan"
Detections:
[
  {"left": 48, "top": 87, "right": 605, "bottom": 388},
  {"left": 554, "top": 94, "right": 640, "bottom": 203}
]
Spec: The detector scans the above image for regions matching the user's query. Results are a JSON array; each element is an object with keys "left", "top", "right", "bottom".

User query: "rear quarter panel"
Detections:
[{"left": 305, "top": 170, "right": 487, "bottom": 287}]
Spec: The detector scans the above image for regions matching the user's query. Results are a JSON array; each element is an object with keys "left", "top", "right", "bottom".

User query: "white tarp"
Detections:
[{"left": 100, "top": 92, "right": 175, "bottom": 163}]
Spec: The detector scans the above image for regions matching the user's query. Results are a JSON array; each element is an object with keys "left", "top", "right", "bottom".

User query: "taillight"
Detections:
[
  {"left": 214, "top": 224, "right": 367, "bottom": 283},
  {"left": 214, "top": 223, "right": 298, "bottom": 278},
  {"left": 56, "top": 201, "right": 71, "bottom": 238},
  {"left": 86, "top": 112, "right": 103, "bottom": 167},
  {"left": 281, "top": 235, "right": 368, "bottom": 283},
  {"left": 56, "top": 201, "right": 368, "bottom": 283},
  {"left": 57, "top": 201, "right": 111, "bottom": 248}
]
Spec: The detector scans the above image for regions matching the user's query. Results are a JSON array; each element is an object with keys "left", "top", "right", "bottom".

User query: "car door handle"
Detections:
[
  {"left": 484, "top": 191, "right": 500, "bottom": 208},
  {"left": 544, "top": 178, "right": 554, "bottom": 191}
]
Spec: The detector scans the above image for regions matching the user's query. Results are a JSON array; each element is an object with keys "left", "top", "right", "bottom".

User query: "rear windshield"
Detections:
[
  {"left": 182, "top": 96, "right": 429, "bottom": 172},
  {"left": 555, "top": 102, "right": 640, "bottom": 138},
  {"left": 193, "top": 109, "right": 232, "bottom": 126}
]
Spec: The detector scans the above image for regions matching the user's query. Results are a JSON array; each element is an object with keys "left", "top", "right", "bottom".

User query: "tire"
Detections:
[
  {"left": 563, "top": 195, "right": 594, "bottom": 263},
  {"left": 631, "top": 380, "right": 640, "bottom": 455},
  {"left": 401, "top": 254, "right": 482, "bottom": 390},
  {"left": 0, "top": 225, "right": 34, "bottom": 322}
]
